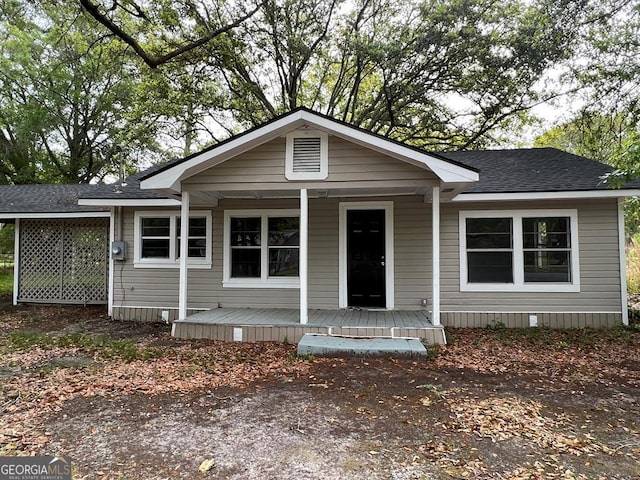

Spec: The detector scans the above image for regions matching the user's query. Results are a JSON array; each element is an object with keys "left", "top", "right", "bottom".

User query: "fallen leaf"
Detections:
[{"left": 198, "top": 459, "right": 215, "bottom": 473}]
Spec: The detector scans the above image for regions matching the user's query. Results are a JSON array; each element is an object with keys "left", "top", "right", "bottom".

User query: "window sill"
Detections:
[
  {"left": 133, "top": 261, "right": 212, "bottom": 269},
  {"left": 223, "top": 279, "right": 300, "bottom": 289},
  {"left": 460, "top": 283, "right": 580, "bottom": 293}
]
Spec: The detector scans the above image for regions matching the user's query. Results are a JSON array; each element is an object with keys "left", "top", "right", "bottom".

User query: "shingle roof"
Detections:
[
  {"left": 0, "top": 147, "right": 637, "bottom": 216},
  {"left": 78, "top": 165, "right": 172, "bottom": 200},
  {"left": 0, "top": 184, "right": 110, "bottom": 214},
  {"left": 439, "top": 147, "right": 640, "bottom": 193}
]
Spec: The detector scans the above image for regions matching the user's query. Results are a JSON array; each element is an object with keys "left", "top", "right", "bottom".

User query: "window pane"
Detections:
[
  {"left": 523, "top": 217, "right": 570, "bottom": 249},
  {"left": 230, "top": 217, "right": 261, "bottom": 246},
  {"left": 269, "top": 248, "right": 299, "bottom": 276},
  {"left": 466, "top": 218, "right": 512, "bottom": 249},
  {"left": 177, "top": 217, "right": 207, "bottom": 237},
  {"left": 177, "top": 238, "right": 207, "bottom": 258},
  {"left": 231, "top": 249, "right": 261, "bottom": 277},
  {"left": 189, "top": 217, "right": 206, "bottom": 237},
  {"left": 142, "top": 217, "right": 170, "bottom": 237},
  {"left": 188, "top": 238, "right": 206, "bottom": 258},
  {"left": 524, "top": 251, "right": 570, "bottom": 282},
  {"left": 468, "top": 251, "right": 513, "bottom": 283},
  {"left": 142, "top": 239, "right": 170, "bottom": 258},
  {"left": 268, "top": 217, "right": 299, "bottom": 246}
]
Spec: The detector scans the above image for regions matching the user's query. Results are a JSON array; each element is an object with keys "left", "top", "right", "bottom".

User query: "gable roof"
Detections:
[
  {"left": 440, "top": 148, "right": 640, "bottom": 194},
  {"left": 139, "top": 107, "right": 480, "bottom": 194}
]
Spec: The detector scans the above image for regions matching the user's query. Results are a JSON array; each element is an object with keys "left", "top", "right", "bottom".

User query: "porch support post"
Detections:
[
  {"left": 178, "top": 191, "right": 190, "bottom": 321},
  {"left": 13, "top": 218, "right": 20, "bottom": 306},
  {"left": 431, "top": 186, "right": 441, "bottom": 326},
  {"left": 618, "top": 198, "right": 629, "bottom": 326},
  {"left": 300, "top": 188, "right": 309, "bottom": 324},
  {"left": 108, "top": 207, "right": 115, "bottom": 317}
]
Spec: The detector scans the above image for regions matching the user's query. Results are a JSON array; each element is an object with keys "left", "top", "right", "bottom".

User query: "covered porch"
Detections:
[
  {"left": 136, "top": 110, "right": 480, "bottom": 345},
  {"left": 174, "top": 185, "right": 446, "bottom": 328},
  {"left": 172, "top": 307, "right": 446, "bottom": 344}
]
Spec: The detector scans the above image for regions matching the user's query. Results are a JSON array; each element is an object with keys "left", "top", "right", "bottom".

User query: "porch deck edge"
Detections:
[{"left": 172, "top": 321, "right": 446, "bottom": 345}]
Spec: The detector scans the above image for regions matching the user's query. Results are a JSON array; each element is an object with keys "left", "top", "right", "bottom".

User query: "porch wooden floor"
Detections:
[
  {"left": 172, "top": 308, "right": 446, "bottom": 345},
  {"left": 180, "top": 308, "right": 432, "bottom": 328}
]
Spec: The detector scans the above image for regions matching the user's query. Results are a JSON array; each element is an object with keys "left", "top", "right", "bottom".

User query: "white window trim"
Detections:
[
  {"left": 285, "top": 130, "right": 328, "bottom": 180},
  {"left": 338, "top": 201, "right": 395, "bottom": 309},
  {"left": 223, "top": 209, "right": 300, "bottom": 288},
  {"left": 134, "top": 210, "right": 212, "bottom": 268},
  {"left": 459, "top": 209, "right": 580, "bottom": 293}
]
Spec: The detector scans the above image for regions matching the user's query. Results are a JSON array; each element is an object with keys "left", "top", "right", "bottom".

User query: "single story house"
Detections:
[{"left": 2, "top": 108, "right": 638, "bottom": 344}]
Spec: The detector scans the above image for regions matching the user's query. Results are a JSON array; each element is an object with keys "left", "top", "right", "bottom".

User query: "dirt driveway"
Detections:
[{"left": 1, "top": 303, "right": 639, "bottom": 479}]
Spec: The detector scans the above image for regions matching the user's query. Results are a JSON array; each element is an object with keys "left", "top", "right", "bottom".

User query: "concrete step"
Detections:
[{"left": 297, "top": 333, "right": 427, "bottom": 357}]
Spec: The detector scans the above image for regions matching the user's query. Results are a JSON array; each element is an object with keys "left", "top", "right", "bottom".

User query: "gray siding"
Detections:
[
  {"left": 440, "top": 198, "right": 623, "bottom": 316},
  {"left": 112, "top": 197, "right": 624, "bottom": 328},
  {"left": 182, "top": 136, "right": 436, "bottom": 191},
  {"left": 112, "top": 196, "right": 433, "bottom": 313},
  {"left": 440, "top": 311, "right": 621, "bottom": 329},
  {"left": 113, "top": 201, "right": 299, "bottom": 310}
]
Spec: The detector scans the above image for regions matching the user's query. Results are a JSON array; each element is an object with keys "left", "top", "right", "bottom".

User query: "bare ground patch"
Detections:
[{"left": 1, "top": 304, "right": 639, "bottom": 479}]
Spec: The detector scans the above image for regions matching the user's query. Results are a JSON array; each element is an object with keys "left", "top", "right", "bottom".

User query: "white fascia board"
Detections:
[
  {"left": 140, "top": 111, "right": 309, "bottom": 192},
  {"left": 452, "top": 189, "right": 640, "bottom": 202},
  {"left": 78, "top": 198, "right": 181, "bottom": 207},
  {"left": 139, "top": 109, "right": 478, "bottom": 193},
  {"left": 303, "top": 113, "right": 479, "bottom": 183},
  {"left": 0, "top": 211, "right": 110, "bottom": 219}
]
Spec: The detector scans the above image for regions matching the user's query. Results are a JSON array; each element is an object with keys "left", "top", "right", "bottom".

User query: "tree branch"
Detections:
[{"left": 79, "top": 0, "right": 264, "bottom": 68}]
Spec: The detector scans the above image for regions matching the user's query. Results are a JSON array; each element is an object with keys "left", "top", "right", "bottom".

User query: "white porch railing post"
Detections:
[
  {"left": 178, "top": 191, "right": 190, "bottom": 321},
  {"left": 300, "top": 188, "right": 309, "bottom": 324},
  {"left": 431, "top": 186, "right": 441, "bottom": 326}
]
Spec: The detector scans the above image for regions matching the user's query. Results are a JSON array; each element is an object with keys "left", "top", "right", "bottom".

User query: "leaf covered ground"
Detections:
[{"left": 0, "top": 303, "right": 639, "bottom": 479}]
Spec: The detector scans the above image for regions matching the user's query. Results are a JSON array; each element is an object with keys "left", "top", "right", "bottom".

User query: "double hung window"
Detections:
[
  {"left": 225, "top": 210, "right": 300, "bottom": 287},
  {"left": 460, "top": 210, "right": 579, "bottom": 292},
  {"left": 134, "top": 211, "right": 211, "bottom": 267}
]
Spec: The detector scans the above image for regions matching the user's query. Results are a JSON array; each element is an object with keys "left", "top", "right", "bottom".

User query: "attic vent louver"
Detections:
[
  {"left": 292, "top": 137, "right": 321, "bottom": 173},
  {"left": 285, "top": 131, "right": 328, "bottom": 180}
]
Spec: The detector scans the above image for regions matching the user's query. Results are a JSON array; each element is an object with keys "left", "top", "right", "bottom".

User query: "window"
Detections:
[
  {"left": 230, "top": 217, "right": 261, "bottom": 278},
  {"left": 134, "top": 211, "right": 212, "bottom": 268},
  {"left": 268, "top": 217, "right": 300, "bottom": 276},
  {"left": 141, "top": 217, "right": 171, "bottom": 259},
  {"left": 522, "top": 217, "right": 571, "bottom": 283},
  {"left": 465, "top": 218, "right": 513, "bottom": 283},
  {"left": 177, "top": 216, "right": 208, "bottom": 259},
  {"left": 224, "top": 210, "right": 300, "bottom": 287},
  {"left": 285, "top": 131, "right": 328, "bottom": 180},
  {"left": 460, "top": 210, "right": 579, "bottom": 292}
]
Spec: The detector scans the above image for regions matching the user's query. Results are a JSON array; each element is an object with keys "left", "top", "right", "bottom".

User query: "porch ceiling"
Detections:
[{"left": 189, "top": 185, "right": 433, "bottom": 205}]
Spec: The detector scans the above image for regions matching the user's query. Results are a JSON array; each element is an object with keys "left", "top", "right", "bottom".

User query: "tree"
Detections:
[
  {"left": 534, "top": 110, "right": 637, "bottom": 165},
  {"left": 0, "top": 1, "right": 159, "bottom": 184},
  {"left": 76, "top": 0, "right": 603, "bottom": 151},
  {"left": 201, "top": 0, "right": 594, "bottom": 149},
  {"left": 534, "top": 111, "right": 640, "bottom": 236}
]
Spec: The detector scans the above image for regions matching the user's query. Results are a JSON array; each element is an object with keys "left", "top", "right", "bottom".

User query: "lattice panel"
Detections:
[{"left": 18, "top": 218, "right": 108, "bottom": 304}]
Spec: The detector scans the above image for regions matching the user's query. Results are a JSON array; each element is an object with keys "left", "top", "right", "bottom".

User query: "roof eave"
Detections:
[
  {"left": 78, "top": 198, "right": 181, "bottom": 207},
  {"left": 0, "top": 210, "right": 110, "bottom": 219},
  {"left": 452, "top": 189, "right": 640, "bottom": 202}
]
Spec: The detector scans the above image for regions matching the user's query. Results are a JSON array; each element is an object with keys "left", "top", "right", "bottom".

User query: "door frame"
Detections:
[{"left": 339, "top": 201, "right": 394, "bottom": 309}]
